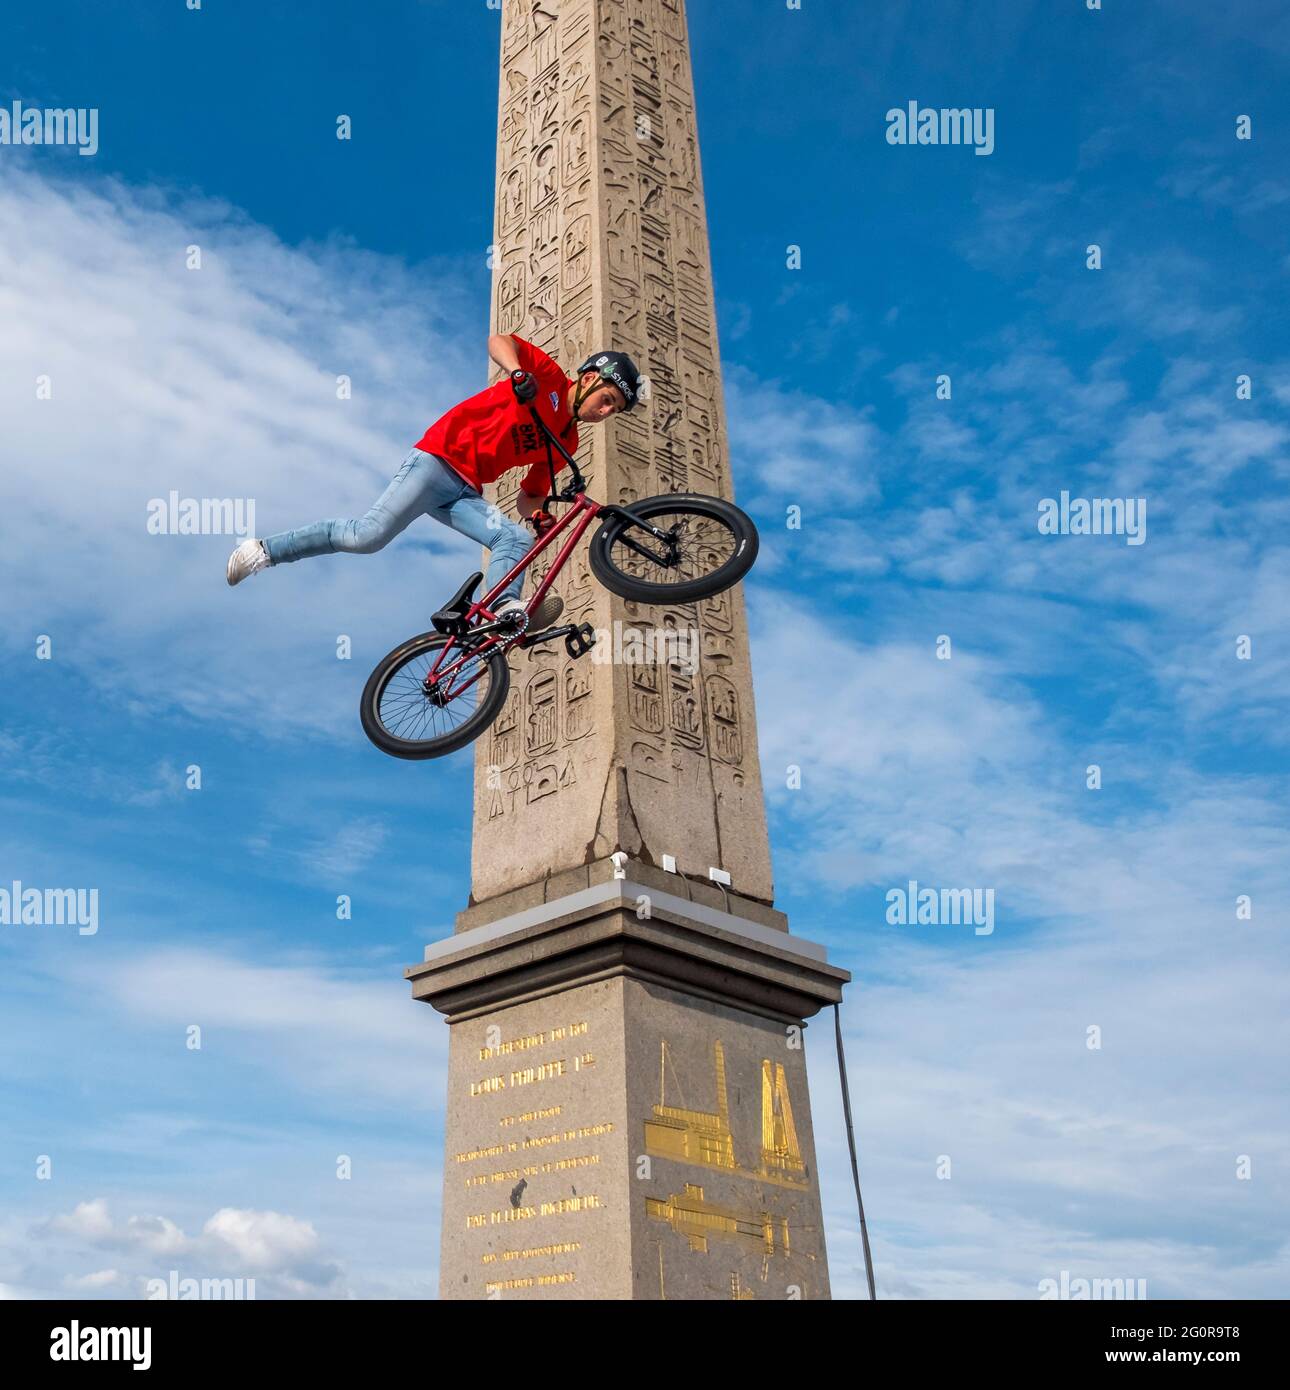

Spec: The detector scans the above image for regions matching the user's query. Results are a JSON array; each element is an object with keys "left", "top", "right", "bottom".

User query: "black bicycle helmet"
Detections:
[{"left": 573, "top": 350, "right": 650, "bottom": 412}]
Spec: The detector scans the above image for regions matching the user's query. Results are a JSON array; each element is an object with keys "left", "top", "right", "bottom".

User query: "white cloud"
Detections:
[
  {"left": 63, "top": 1269, "right": 122, "bottom": 1291},
  {"left": 247, "top": 814, "right": 391, "bottom": 882},
  {"left": 47, "top": 1199, "right": 114, "bottom": 1241},
  {"left": 0, "top": 165, "right": 489, "bottom": 744},
  {"left": 752, "top": 594, "right": 1290, "bottom": 920},
  {"left": 748, "top": 596, "right": 1290, "bottom": 1296},
  {"left": 76, "top": 945, "right": 447, "bottom": 1109},
  {"left": 119, "top": 1215, "right": 189, "bottom": 1258},
  {"left": 29, "top": 1199, "right": 344, "bottom": 1298},
  {"left": 203, "top": 1208, "right": 323, "bottom": 1271},
  {"left": 725, "top": 365, "right": 882, "bottom": 506},
  {"left": 42, "top": 1199, "right": 189, "bottom": 1258},
  {"left": 811, "top": 926, "right": 1290, "bottom": 1298}
]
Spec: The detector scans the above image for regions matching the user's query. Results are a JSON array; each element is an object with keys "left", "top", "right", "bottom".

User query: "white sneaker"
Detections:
[
  {"left": 494, "top": 597, "right": 527, "bottom": 626},
  {"left": 227, "top": 538, "right": 271, "bottom": 586},
  {"left": 495, "top": 594, "right": 564, "bottom": 629}
]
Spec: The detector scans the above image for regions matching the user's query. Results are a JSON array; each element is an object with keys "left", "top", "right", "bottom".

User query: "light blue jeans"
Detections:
[{"left": 261, "top": 449, "right": 534, "bottom": 603}]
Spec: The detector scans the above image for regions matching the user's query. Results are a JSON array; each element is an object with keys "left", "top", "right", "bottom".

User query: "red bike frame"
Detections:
[{"left": 423, "top": 490, "right": 605, "bottom": 697}]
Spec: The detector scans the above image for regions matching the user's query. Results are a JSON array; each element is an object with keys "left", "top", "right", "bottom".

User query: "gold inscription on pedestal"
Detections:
[
  {"left": 464, "top": 1152, "right": 602, "bottom": 1188},
  {"left": 644, "top": 1039, "right": 808, "bottom": 1188},
  {"left": 484, "top": 1272, "right": 576, "bottom": 1293},
  {"left": 516, "top": 1121, "right": 615, "bottom": 1151},
  {"left": 469, "top": 1053, "right": 595, "bottom": 1098},
  {"left": 539, "top": 1194, "right": 602, "bottom": 1216},
  {"left": 562, "top": 1121, "right": 614, "bottom": 1141},
  {"left": 646, "top": 1183, "right": 791, "bottom": 1258},
  {"left": 519, "top": 1131, "right": 564, "bottom": 1151},
  {"left": 509, "top": 1059, "right": 566, "bottom": 1086},
  {"left": 454, "top": 1142, "right": 507, "bottom": 1163},
  {"left": 645, "top": 1039, "right": 736, "bottom": 1169},
  {"left": 480, "top": 1241, "right": 582, "bottom": 1265},
  {"left": 465, "top": 1194, "right": 604, "bottom": 1229},
  {"left": 499, "top": 1105, "right": 562, "bottom": 1127},
  {"left": 479, "top": 1020, "right": 588, "bottom": 1060},
  {"left": 457, "top": 1123, "right": 615, "bottom": 1172},
  {"left": 760, "top": 1059, "right": 805, "bottom": 1181}
]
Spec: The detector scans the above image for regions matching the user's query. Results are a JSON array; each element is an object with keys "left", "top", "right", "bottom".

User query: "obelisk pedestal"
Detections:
[{"left": 408, "top": 861, "right": 848, "bottom": 1299}]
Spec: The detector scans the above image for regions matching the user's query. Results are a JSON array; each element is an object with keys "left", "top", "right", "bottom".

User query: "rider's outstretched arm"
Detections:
[{"left": 487, "top": 334, "right": 523, "bottom": 374}]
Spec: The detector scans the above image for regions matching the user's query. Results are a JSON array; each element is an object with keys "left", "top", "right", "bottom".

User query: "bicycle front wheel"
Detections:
[
  {"left": 359, "top": 631, "right": 509, "bottom": 760},
  {"left": 589, "top": 493, "right": 758, "bottom": 604}
]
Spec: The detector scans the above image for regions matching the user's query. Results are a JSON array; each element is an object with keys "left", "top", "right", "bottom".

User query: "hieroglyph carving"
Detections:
[{"left": 476, "top": 0, "right": 769, "bottom": 903}]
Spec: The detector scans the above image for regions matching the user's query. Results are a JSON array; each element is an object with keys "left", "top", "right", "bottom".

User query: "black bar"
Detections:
[{"left": 1, "top": 1296, "right": 1279, "bottom": 1372}]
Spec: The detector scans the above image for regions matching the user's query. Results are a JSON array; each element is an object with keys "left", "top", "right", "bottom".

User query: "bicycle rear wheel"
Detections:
[
  {"left": 360, "top": 631, "right": 509, "bottom": 760},
  {"left": 589, "top": 493, "right": 758, "bottom": 604}
]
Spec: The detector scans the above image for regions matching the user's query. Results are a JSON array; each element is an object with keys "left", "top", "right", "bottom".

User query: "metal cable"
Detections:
[{"left": 833, "top": 1001, "right": 877, "bottom": 1299}]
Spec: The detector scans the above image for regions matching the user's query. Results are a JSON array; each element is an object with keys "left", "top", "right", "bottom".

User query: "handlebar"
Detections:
[{"left": 524, "top": 404, "right": 587, "bottom": 504}]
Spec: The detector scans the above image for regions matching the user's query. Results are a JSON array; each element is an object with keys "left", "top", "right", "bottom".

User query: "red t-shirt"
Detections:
[{"left": 415, "top": 335, "right": 579, "bottom": 497}]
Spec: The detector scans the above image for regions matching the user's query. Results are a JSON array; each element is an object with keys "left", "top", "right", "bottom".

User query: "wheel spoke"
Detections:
[
  {"left": 609, "top": 511, "right": 736, "bottom": 584},
  {"left": 376, "top": 645, "right": 495, "bottom": 744}
]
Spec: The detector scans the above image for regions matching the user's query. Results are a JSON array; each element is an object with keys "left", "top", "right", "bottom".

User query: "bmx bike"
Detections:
[{"left": 359, "top": 406, "right": 758, "bottom": 759}]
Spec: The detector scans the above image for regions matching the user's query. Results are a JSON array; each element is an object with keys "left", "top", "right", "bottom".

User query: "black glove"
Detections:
[
  {"left": 529, "top": 508, "right": 555, "bottom": 537},
  {"left": 510, "top": 369, "right": 537, "bottom": 403}
]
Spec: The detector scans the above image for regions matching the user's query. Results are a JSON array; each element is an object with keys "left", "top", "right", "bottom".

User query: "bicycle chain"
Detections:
[{"left": 493, "top": 610, "right": 529, "bottom": 648}]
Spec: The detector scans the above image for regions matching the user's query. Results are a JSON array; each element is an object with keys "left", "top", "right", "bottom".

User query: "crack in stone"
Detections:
[
  {"left": 582, "top": 756, "right": 616, "bottom": 867},
  {"left": 585, "top": 756, "right": 651, "bottom": 868}
]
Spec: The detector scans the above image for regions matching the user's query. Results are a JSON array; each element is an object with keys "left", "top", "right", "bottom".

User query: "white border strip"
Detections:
[{"left": 419, "top": 878, "right": 829, "bottom": 966}]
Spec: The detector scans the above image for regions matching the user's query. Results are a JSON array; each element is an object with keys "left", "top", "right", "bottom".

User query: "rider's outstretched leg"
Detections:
[{"left": 257, "top": 448, "right": 442, "bottom": 567}]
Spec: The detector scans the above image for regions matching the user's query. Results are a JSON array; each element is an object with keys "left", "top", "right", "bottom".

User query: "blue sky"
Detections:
[{"left": 1, "top": 0, "right": 1287, "bottom": 1299}]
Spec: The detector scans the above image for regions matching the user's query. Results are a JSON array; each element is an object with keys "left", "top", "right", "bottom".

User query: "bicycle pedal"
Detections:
[{"left": 564, "top": 622, "right": 597, "bottom": 659}]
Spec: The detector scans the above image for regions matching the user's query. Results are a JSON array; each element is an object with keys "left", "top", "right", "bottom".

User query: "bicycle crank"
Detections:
[{"left": 521, "top": 621, "right": 598, "bottom": 658}]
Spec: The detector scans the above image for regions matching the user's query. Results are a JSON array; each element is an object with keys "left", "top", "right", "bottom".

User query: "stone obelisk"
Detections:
[{"left": 406, "top": 0, "right": 849, "bottom": 1300}]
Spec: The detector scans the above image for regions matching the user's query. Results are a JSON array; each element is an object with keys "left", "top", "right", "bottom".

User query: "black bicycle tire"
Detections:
[
  {"left": 359, "top": 630, "right": 510, "bottom": 760},
  {"left": 589, "top": 492, "right": 759, "bottom": 604}
]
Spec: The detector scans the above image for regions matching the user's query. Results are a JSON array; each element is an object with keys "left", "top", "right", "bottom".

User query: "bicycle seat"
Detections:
[{"left": 432, "top": 571, "right": 482, "bottom": 635}]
